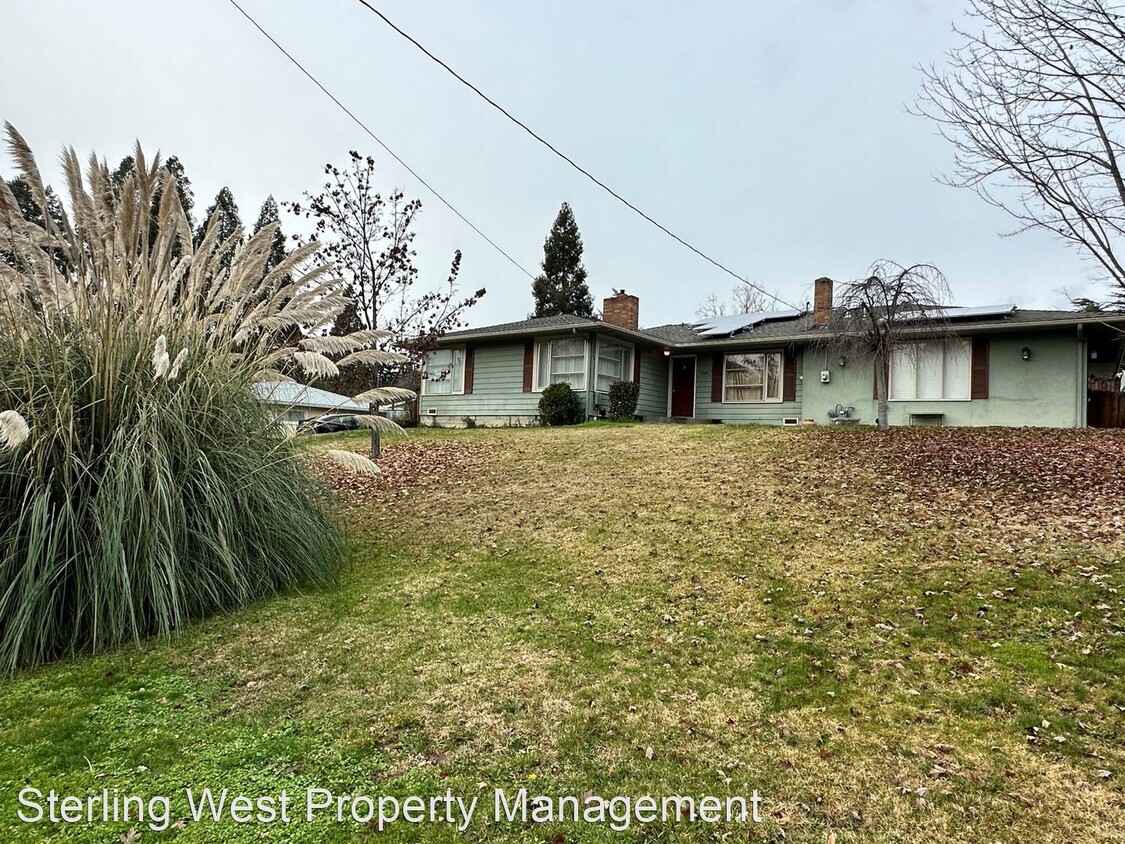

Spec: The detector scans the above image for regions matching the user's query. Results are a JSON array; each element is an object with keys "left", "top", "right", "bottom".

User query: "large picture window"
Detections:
[
  {"left": 422, "top": 347, "right": 464, "bottom": 395},
  {"left": 723, "top": 352, "right": 782, "bottom": 402},
  {"left": 535, "top": 338, "right": 587, "bottom": 391},
  {"left": 595, "top": 339, "right": 633, "bottom": 392},
  {"left": 890, "top": 339, "right": 970, "bottom": 401}
]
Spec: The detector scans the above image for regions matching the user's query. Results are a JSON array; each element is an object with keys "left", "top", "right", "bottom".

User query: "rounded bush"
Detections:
[
  {"left": 538, "top": 382, "right": 585, "bottom": 426},
  {"left": 608, "top": 380, "right": 640, "bottom": 421}
]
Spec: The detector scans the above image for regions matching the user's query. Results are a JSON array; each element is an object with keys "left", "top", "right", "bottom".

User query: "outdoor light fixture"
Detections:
[
  {"left": 1021, "top": 346, "right": 1031, "bottom": 360},
  {"left": 663, "top": 348, "right": 671, "bottom": 357},
  {"left": 837, "top": 355, "right": 847, "bottom": 367}
]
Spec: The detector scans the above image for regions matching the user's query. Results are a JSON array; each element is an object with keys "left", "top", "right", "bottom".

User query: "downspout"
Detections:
[
  {"left": 588, "top": 331, "right": 597, "bottom": 419},
  {"left": 1077, "top": 323, "right": 1087, "bottom": 428}
]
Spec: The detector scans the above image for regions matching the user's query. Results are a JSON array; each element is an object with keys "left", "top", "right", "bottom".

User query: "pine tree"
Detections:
[
  {"left": 110, "top": 156, "right": 134, "bottom": 192},
  {"left": 250, "top": 195, "right": 299, "bottom": 347},
  {"left": 532, "top": 202, "right": 593, "bottom": 317},
  {"left": 6, "top": 177, "right": 66, "bottom": 231},
  {"left": 160, "top": 156, "right": 195, "bottom": 259},
  {"left": 196, "top": 187, "right": 243, "bottom": 270},
  {"left": 252, "top": 195, "right": 287, "bottom": 278},
  {"left": 111, "top": 154, "right": 195, "bottom": 256},
  {"left": 4, "top": 178, "right": 69, "bottom": 271},
  {"left": 162, "top": 156, "right": 195, "bottom": 227}
]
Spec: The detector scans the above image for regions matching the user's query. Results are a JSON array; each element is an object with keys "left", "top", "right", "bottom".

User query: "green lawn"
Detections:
[{"left": 1, "top": 425, "right": 1122, "bottom": 843}]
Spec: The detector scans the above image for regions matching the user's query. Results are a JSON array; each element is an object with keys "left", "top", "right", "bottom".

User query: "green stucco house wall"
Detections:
[{"left": 806, "top": 329, "right": 1088, "bottom": 428}]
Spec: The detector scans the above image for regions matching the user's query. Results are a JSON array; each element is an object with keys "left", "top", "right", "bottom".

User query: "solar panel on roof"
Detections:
[
  {"left": 896, "top": 304, "right": 1016, "bottom": 323},
  {"left": 691, "top": 309, "right": 800, "bottom": 337},
  {"left": 692, "top": 313, "right": 762, "bottom": 336},
  {"left": 953, "top": 304, "right": 1017, "bottom": 319}
]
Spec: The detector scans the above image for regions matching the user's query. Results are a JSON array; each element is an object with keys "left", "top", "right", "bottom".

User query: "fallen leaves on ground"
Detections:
[
  {"left": 787, "top": 427, "right": 1125, "bottom": 541},
  {"left": 309, "top": 439, "right": 497, "bottom": 503}
]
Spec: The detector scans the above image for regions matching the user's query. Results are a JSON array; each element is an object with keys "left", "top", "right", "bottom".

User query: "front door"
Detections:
[{"left": 670, "top": 356, "right": 696, "bottom": 417}]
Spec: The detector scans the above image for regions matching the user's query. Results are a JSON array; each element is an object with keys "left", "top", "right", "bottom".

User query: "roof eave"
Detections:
[
  {"left": 435, "top": 322, "right": 666, "bottom": 346},
  {"left": 434, "top": 311, "right": 1125, "bottom": 350}
]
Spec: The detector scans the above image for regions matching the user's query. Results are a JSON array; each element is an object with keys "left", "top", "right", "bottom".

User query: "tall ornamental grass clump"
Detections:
[{"left": 0, "top": 125, "right": 410, "bottom": 670}]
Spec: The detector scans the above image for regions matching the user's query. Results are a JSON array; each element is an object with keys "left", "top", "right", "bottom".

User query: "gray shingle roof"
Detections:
[
  {"left": 435, "top": 308, "right": 1125, "bottom": 350},
  {"left": 643, "top": 314, "right": 818, "bottom": 345},
  {"left": 437, "top": 314, "right": 663, "bottom": 346},
  {"left": 645, "top": 308, "right": 1125, "bottom": 348},
  {"left": 439, "top": 314, "right": 600, "bottom": 340}
]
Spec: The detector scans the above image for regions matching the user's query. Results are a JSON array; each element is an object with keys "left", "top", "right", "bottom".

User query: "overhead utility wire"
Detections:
[
  {"left": 225, "top": 0, "right": 536, "bottom": 280},
  {"left": 352, "top": 0, "right": 800, "bottom": 312}
]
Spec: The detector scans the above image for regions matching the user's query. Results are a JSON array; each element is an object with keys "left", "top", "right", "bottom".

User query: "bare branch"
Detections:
[
  {"left": 695, "top": 280, "right": 776, "bottom": 318},
  {"left": 915, "top": 0, "right": 1125, "bottom": 302},
  {"left": 284, "top": 153, "right": 484, "bottom": 395}
]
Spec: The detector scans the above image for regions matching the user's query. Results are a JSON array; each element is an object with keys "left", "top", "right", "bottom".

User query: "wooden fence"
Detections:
[{"left": 1088, "top": 376, "right": 1125, "bottom": 428}]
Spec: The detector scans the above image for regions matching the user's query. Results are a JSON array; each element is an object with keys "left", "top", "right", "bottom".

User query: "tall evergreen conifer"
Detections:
[{"left": 532, "top": 202, "right": 593, "bottom": 317}]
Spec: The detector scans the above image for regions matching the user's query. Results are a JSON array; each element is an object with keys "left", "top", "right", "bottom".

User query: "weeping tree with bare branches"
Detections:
[
  {"left": 916, "top": 0, "right": 1125, "bottom": 305},
  {"left": 820, "top": 261, "right": 953, "bottom": 430},
  {"left": 0, "top": 124, "right": 409, "bottom": 669}
]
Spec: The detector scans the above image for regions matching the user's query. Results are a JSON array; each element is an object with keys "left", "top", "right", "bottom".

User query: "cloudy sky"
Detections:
[{"left": 0, "top": 0, "right": 1106, "bottom": 328}]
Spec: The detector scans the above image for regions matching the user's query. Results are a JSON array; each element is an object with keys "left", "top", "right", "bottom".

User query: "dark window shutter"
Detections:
[
  {"left": 633, "top": 350, "right": 641, "bottom": 383},
  {"left": 711, "top": 354, "right": 724, "bottom": 403},
  {"left": 971, "top": 337, "right": 989, "bottom": 399},
  {"left": 463, "top": 347, "right": 474, "bottom": 394},
  {"left": 522, "top": 342, "right": 534, "bottom": 392},
  {"left": 782, "top": 350, "right": 797, "bottom": 402}
]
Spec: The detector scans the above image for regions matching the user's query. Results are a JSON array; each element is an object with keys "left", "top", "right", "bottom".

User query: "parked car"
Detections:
[{"left": 297, "top": 414, "right": 362, "bottom": 434}]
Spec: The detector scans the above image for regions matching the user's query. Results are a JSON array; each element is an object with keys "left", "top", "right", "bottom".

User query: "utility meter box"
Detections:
[{"left": 820, "top": 369, "right": 831, "bottom": 384}]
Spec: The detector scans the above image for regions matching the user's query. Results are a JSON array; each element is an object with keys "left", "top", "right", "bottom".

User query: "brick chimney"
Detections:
[
  {"left": 812, "top": 277, "right": 833, "bottom": 327},
  {"left": 602, "top": 290, "right": 639, "bottom": 331}
]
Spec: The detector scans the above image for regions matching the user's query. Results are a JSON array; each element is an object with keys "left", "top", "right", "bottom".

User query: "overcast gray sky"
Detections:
[{"left": 0, "top": 0, "right": 1106, "bottom": 328}]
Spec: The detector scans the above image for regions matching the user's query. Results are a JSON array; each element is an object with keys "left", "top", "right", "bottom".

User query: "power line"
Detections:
[
  {"left": 351, "top": 0, "right": 800, "bottom": 312},
  {"left": 224, "top": 0, "right": 536, "bottom": 281}
]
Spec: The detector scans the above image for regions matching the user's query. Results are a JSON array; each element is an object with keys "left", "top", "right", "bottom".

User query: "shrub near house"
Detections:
[
  {"left": 539, "top": 383, "right": 585, "bottom": 426},
  {"left": 609, "top": 380, "right": 640, "bottom": 421}
]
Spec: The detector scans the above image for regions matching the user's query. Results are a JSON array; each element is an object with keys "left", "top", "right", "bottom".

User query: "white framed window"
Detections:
[
  {"left": 890, "top": 339, "right": 970, "bottom": 401},
  {"left": 723, "top": 351, "right": 782, "bottom": 403},
  {"left": 421, "top": 347, "right": 465, "bottom": 395},
  {"left": 534, "top": 337, "right": 588, "bottom": 391},
  {"left": 595, "top": 338, "right": 634, "bottom": 393}
]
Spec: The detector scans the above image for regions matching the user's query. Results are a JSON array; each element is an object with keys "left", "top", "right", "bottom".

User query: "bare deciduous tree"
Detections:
[
  {"left": 915, "top": 0, "right": 1125, "bottom": 302},
  {"left": 288, "top": 152, "right": 484, "bottom": 454},
  {"left": 821, "top": 261, "right": 952, "bottom": 430},
  {"left": 286, "top": 151, "right": 485, "bottom": 391},
  {"left": 696, "top": 281, "right": 774, "bottom": 318}
]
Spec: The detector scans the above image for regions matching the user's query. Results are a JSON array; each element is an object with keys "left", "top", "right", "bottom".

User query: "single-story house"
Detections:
[
  {"left": 254, "top": 380, "right": 365, "bottom": 426},
  {"left": 419, "top": 281, "right": 1125, "bottom": 428}
]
